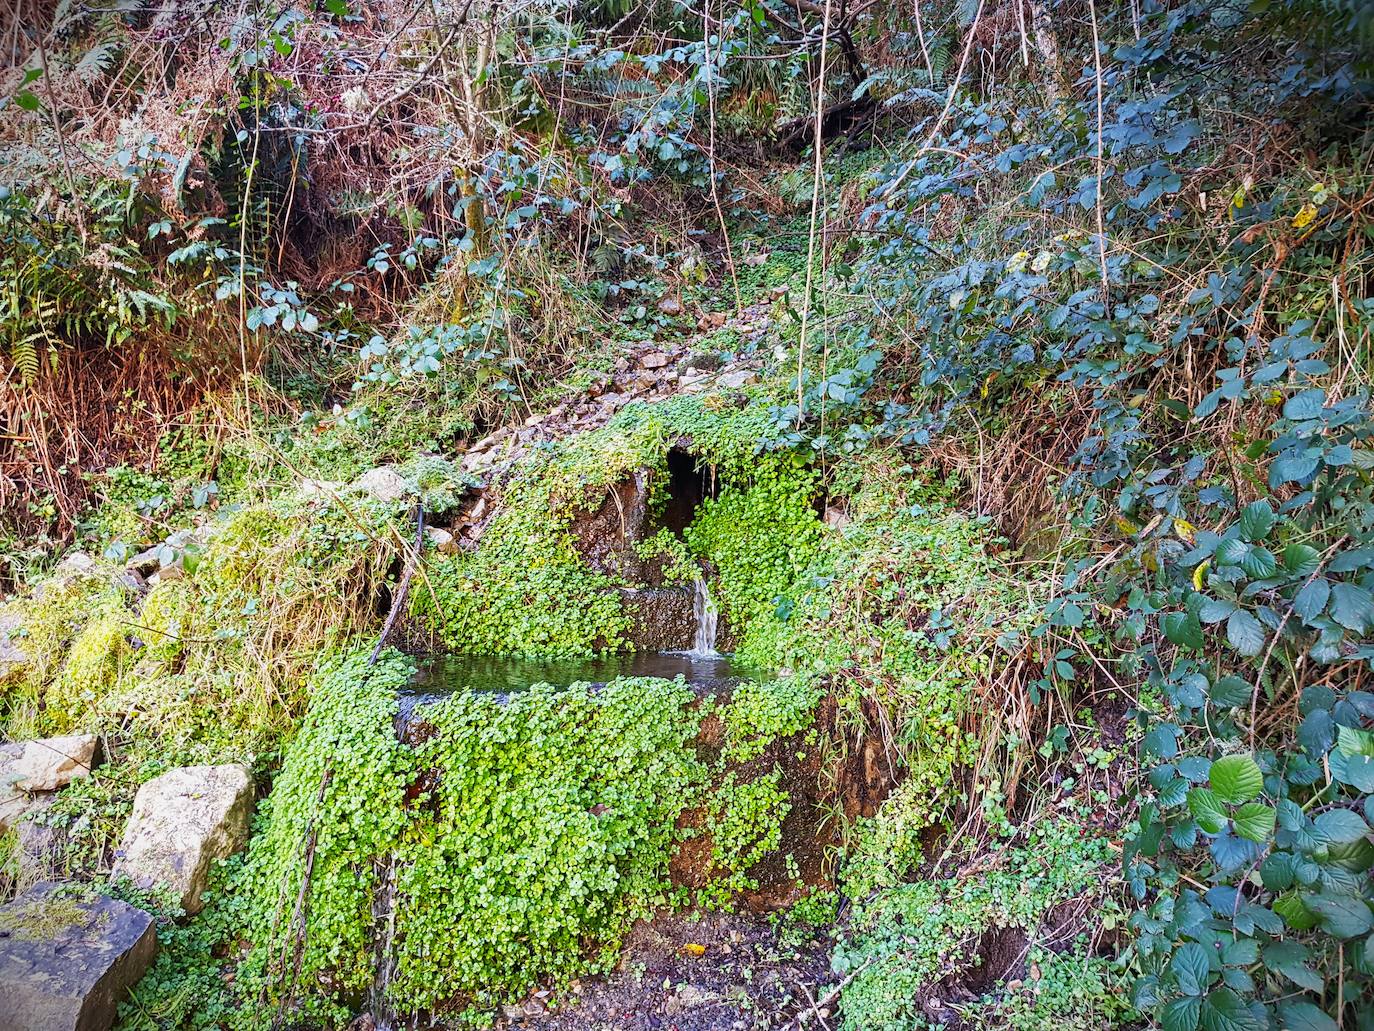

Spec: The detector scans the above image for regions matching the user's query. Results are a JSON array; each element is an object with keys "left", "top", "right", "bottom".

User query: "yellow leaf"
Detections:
[
  {"left": 682, "top": 943, "right": 706, "bottom": 957},
  {"left": 1113, "top": 516, "right": 1140, "bottom": 537},
  {"left": 1193, "top": 560, "right": 1210, "bottom": 591},
  {"left": 1175, "top": 518, "right": 1196, "bottom": 545},
  {"left": 1293, "top": 202, "right": 1317, "bottom": 229}
]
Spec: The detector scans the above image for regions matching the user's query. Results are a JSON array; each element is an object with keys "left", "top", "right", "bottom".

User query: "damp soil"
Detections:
[{"left": 495, "top": 908, "right": 838, "bottom": 1031}]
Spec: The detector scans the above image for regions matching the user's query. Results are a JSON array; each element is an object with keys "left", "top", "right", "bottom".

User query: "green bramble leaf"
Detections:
[
  {"left": 1209, "top": 755, "right": 1263, "bottom": 804},
  {"left": 1232, "top": 802, "right": 1275, "bottom": 843},
  {"left": 1187, "top": 788, "right": 1228, "bottom": 834}
]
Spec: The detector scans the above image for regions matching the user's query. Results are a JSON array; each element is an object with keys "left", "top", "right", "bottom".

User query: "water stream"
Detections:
[{"left": 688, "top": 576, "right": 719, "bottom": 656}]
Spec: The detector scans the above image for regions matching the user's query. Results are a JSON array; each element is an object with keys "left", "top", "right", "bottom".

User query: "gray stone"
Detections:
[
  {"left": 112, "top": 764, "right": 253, "bottom": 915},
  {"left": 640, "top": 351, "right": 672, "bottom": 369},
  {"left": 351, "top": 466, "right": 414, "bottom": 504},
  {"left": 0, "top": 882, "right": 157, "bottom": 1031},
  {"left": 717, "top": 369, "right": 758, "bottom": 389}
]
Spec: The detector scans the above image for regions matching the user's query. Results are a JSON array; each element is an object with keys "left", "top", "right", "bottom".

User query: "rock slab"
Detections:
[
  {"left": 112, "top": 764, "right": 254, "bottom": 914},
  {"left": 0, "top": 882, "right": 156, "bottom": 1031}
]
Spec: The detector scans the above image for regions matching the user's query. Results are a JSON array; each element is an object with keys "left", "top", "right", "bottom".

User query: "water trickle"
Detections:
[{"left": 689, "top": 577, "right": 719, "bottom": 657}]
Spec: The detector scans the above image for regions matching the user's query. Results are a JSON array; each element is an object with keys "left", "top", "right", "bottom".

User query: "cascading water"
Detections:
[{"left": 688, "top": 577, "right": 719, "bottom": 656}]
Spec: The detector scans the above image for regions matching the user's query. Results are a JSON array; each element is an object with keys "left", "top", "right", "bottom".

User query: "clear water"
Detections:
[{"left": 688, "top": 577, "right": 720, "bottom": 656}]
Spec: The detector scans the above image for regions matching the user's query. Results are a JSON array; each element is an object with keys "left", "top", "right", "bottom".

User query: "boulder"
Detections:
[
  {"left": 351, "top": 466, "right": 414, "bottom": 505},
  {"left": 0, "top": 735, "right": 99, "bottom": 795},
  {"left": 112, "top": 764, "right": 254, "bottom": 915},
  {"left": 0, "top": 882, "right": 156, "bottom": 1031}
]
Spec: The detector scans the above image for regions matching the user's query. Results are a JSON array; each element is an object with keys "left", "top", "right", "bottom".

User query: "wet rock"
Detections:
[
  {"left": 0, "top": 735, "right": 99, "bottom": 795},
  {"left": 351, "top": 466, "right": 414, "bottom": 504},
  {"left": 640, "top": 351, "right": 672, "bottom": 369},
  {"left": 112, "top": 764, "right": 254, "bottom": 915},
  {"left": 619, "top": 588, "right": 696, "bottom": 651},
  {"left": 0, "top": 882, "right": 157, "bottom": 1031},
  {"left": 568, "top": 471, "right": 653, "bottom": 580}
]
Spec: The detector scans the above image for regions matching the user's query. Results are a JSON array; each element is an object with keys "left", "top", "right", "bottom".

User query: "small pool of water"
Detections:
[{"left": 401, "top": 650, "right": 764, "bottom": 712}]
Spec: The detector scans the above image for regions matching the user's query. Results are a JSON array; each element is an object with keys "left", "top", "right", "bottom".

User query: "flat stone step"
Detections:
[{"left": 0, "top": 882, "right": 157, "bottom": 1031}]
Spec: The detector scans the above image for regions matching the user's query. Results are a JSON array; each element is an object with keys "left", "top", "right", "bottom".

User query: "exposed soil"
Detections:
[{"left": 495, "top": 908, "right": 837, "bottom": 1031}]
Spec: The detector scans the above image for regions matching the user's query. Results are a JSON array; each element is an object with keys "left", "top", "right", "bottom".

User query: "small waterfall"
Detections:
[{"left": 689, "top": 577, "right": 719, "bottom": 656}]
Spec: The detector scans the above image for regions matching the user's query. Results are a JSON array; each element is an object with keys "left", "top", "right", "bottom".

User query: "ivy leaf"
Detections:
[
  {"left": 1238, "top": 501, "right": 1275, "bottom": 541},
  {"left": 1232, "top": 802, "right": 1275, "bottom": 843},
  {"left": 1187, "top": 788, "right": 1228, "bottom": 834},
  {"left": 1313, "top": 808, "right": 1370, "bottom": 845},
  {"left": 1171, "top": 942, "right": 1213, "bottom": 996},
  {"left": 1226, "top": 609, "right": 1265, "bottom": 657},
  {"left": 1198, "top": 987, "right": 1265, "bottom": 1031},
  {"left": 1210, "top": 755, "right": 1263, "bottom": 804}
]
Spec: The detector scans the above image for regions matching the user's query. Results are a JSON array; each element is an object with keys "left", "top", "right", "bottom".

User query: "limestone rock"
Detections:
[
  {"left": 0, "top": 882, "right": 157, "bottom": 1031},
  {"left": 619, "top": 588, "right": 695, "bottom": 651},
  {"left": 640, "top": 350, "right": 672, "bottom": 369},
  {"left": 112, "top": 764, "right": 254, "bottom": 915},
  {"left": 0, "top": 735, "right": 99, "bottom": 794},
  {"left": 351, "top": 466, "right": 414, "bottom": 504}
]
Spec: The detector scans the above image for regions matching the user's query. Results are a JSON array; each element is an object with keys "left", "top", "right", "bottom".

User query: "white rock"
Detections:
[
  {"left": 350, "top": 467, "right": 414, "bottom": 504},
  {"left": 112, "top": 764, "right": 254, "bottom": 915},
  {"left": 0, "top": 735, "right": 98, "bottom": 793},
  {"left": 0, "top": 736, "right": 98, "bottom": 834}
]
